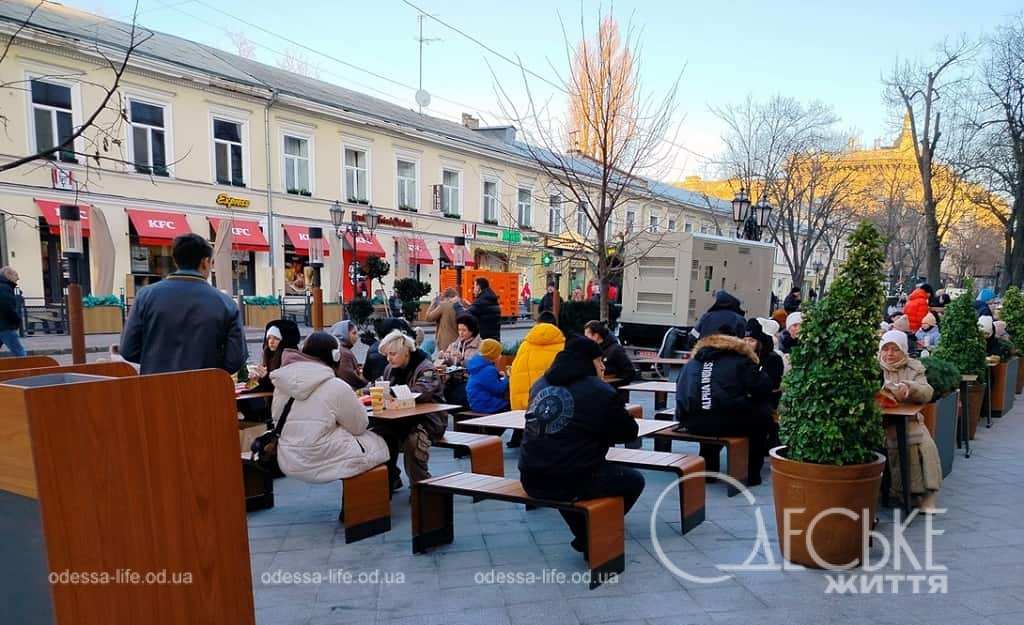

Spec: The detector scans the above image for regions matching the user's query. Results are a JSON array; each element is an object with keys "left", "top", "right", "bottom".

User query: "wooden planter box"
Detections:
[
  {"left": 244, "top": 304, "right": 280, "bottom": 329},
  {"left": 1017, "top": 356, "right": 1024, "bottom": 395},
  {"left": 1001, "top": 357, "right": 1018, "bottom": 416},
  {"left": 920, "top": 390, "right": 958, "bottom": 478},
  {"left": 83, "top": 306, "right": 123, "bottom": 334},
  {"left": 991, "top": 361, "right": 1010, "bottom": 416},
  {"left": 322, "top": 303, "right": 344, "bottom": 327}
]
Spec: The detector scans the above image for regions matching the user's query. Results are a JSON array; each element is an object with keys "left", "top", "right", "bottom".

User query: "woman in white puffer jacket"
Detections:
[{"left": 270, "top": 332, "right": 388, "bottom": 482}]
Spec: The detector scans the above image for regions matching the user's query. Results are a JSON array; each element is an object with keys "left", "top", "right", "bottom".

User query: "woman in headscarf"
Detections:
[
  {"left": 878, "top": 330, "right": 940, "bottom": 513},
  {"left": 329, "top": 320, "right": 368, "bottom": 390}
]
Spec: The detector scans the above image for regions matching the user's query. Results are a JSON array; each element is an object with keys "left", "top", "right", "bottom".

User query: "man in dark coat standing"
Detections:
[
  {"left": 783, "top": 287, "right": 802, "bottom": 313},
  {"left": 120, "top": 234, "right": 246, "bottom": 375},
  {"left": 0, "top": 266, "right": 26, "bottom": 356},
  {"left": 467, "top": 276, "right": 502, "bottom": 341}
]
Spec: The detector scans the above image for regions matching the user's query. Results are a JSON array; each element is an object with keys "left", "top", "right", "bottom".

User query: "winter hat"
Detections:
[
  {"left": 771, "top": 309, "right": 789, "bottom": 328},
  {"left": 979, "top": 315, "right": 994, "bottom": 338},
  {"left": 745, "top": 317, "right": 779, "bottom": 342},
  {"left": 479, "top": 338, "right": 502, "bottom": 362},
  {"left": 995, "top": 320, "right": 1008, "bottom": 339},
  {"left": 329, "top": 320, "right": 356, "bottom": 345},
  {"left": 266, "top": 326, "right": 283, "bottom": 341},
  {"left": 879, "top": 330, "right": 909, "bottom": 356},
  {"left": 544, "top": 336, "right": 603, "bottom": 387},
  {"left": 785, "top": 312, "right": 803, "bottom": 330},
  {"left": 892, "top": 314, "right": 911, "bottom": 333},
  {"left": 978, "top": 288, "right": 995, "bottom": 304},
  {"left": 920, "top": 312, "right": 937, "bottom": 329}
]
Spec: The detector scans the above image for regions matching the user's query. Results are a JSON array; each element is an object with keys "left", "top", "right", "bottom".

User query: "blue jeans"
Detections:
[{"left": 0, "top": 329, "right": 27, "bottom": 357}]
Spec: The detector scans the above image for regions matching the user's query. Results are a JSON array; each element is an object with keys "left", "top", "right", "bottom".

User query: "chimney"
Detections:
[{"left": 461, "top": 113, "right": 480, "bottom": 129}]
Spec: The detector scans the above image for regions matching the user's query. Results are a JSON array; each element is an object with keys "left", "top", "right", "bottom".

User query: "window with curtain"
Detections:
[
  {"left": 483, "top": 180, "right": 498, "bottom": 224},
  {"left": 577, "top": 201, "right": 590, "bottom": 236},
  {"left": 625, "top": 210, "right": 636, "bottom": 234},
  {"left": 128, "top": 99, "right": 167, "bottom": 176},
  {"left": 442, "top": 169, "right": 460, "bottom": 216},
  {"left": 283, "top": 135, "right": 310, "bottom": 194},
  {"left": 517, "top": 188, "right": 533, "bottom": 228},
  {"left": 397, "top": 159, "right": 417, "bottom": 210},
  {"left": 31, "top": 79, "right": 76, "bottom": 163},
  {"left": 344, "top": 148, "right": 368, "bottom": 202},
  {"left": 213, "top": 118, "right": 244, "bottom": 186},
  {"left": 548, "top": 195, "right": 562, "bottom": 234}
]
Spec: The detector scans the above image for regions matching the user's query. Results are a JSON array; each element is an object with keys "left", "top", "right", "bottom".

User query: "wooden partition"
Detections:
[
  {"left": 0, "top": 369, "right": 255, "bottom": 625},
  {"left": 0, "top": 355, "right": 58, "bottom": 371},
  {"left": 0, "top": 361, "right": 137, "bottom": 383}
]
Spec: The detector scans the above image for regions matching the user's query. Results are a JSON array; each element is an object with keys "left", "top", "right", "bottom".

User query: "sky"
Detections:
[{"left": 59, "top": 0, "right": 1024, "bottom": 181}]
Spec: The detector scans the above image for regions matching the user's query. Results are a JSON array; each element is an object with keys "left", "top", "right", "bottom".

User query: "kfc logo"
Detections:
[
  {"left": 232, "top": 227, "right": 251, "bottom": 236},
  {"left": 147, "top": 220, "right": 177, "bottom": 230}
]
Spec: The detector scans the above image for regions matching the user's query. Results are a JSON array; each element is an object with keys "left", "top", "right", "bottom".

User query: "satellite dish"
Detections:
[{"left": 415, "top": 89, "right": 431, "bottom": 109}]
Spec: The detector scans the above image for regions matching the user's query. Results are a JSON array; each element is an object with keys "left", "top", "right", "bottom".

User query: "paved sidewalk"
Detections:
[{"left": 247, "top": 392, "right": 1024, "bottom": 625}]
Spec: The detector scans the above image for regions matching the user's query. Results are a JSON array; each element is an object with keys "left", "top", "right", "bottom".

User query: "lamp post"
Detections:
[
  {"left": 812, "top": 260, "right": 823, "bottom": 297},
  {"left": 308, "top": 226, "right": 324, "bottom": 330},
  {"left": 330, "top": 201, "right": 380, "bottom": 310},
  {"left": 59, "top": 204, "right": 86, "bottom": 363},
  {"left": 453, "top": 235, "right": 466, "bottom": 294},
  {"left": 731, "top": 187, "right": 773, "bottom": 241}
]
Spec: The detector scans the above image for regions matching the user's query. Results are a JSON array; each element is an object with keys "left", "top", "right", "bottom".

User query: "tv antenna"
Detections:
[{"left": 416, "top": 13, "right": 441, "bottom": 114}]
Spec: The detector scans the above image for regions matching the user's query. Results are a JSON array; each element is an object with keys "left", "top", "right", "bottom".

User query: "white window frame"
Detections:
[
  {"left": 684, "top": 221, "right": 693, "bottom": 233},
  {"left": 125, "top": 94, "right": 173, "bottom": 177},
  {"left": 548, "top": 195, "right": 563, "bottom": 235},
  {"left": 440, "top": 167, "right": 462, "bottom": 217},
  {"left": 625, "top": 209, "right": 636, "bottom": 234},
  {"left": 668, "top": 218, "right": 677, "bottom": 232},
  {"left": 517, "top": 186, "right": 533, "bottom": 228},
  {"left": 280, "top": 130, "right": 314, "bottom": 195},
  {"left": 482, "top": 176, "right": 500, "bottom": 225},
  {"left": 209, "top": 111, "right": 250, "bottom": 187},
  {"left": 649, "top": 214, "right": 660, "bottom": 233},
  {"left": 395, "top": 155, "right": 420, "bottom": 211},
  {"left": 26, "top": 72, "right": 83, "bottom": 164},
  {"left": 342, "top": 143, "right": 372, "bottom": 204},
  {"left": 576, "top": 201, "right": 590, "bottom": 236}
]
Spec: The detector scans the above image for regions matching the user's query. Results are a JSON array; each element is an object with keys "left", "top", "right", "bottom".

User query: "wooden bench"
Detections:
[
  {"left": 412, "top": 472, "right": 624, "bottom": 588},
  {"left": 240, "top": 453, "right": 275, "bottom": 512},
  {"left": 433, "top": 431, "right": 504, "bottom": 476},
  {"left": 340, "top": 464, "right": 392, "bottom": 543},
  {"left": 605, "top": 448, "right": 706, "bottom": 533},
  {"left": 653, "top": 410, "right": 749, "bottom": 497}
]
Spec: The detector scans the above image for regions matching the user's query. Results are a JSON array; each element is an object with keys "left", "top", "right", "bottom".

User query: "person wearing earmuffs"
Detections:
[{"left": 269, "top": 332, "right": 388, "bottom": 483}]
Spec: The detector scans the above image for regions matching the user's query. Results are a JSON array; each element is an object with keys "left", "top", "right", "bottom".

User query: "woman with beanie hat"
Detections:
[
  {"left": 518, "top": 336, "right": 644, "bottom": 555},
  {"left": 779, "top": 312, "right": 802, "bottom": 354},
  {"left": 466, "top": 338, "right": 510, "bottom": 414},
  {"left": 878, "top": 330, "right": 940, "bottom": 512},
  {"left": 915, "top": 312, "right": 940, "bottom": 350},
  {"left": 239, "top": 319, "right": 300, "bottom": 421},
  {"left": 329, "top": 320, "right": 368, "bottom": 390},
  {"left": 743, "top": 318, "right": 784, "bottom": 408}
]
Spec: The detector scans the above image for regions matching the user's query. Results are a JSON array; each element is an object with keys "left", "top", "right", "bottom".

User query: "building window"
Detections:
[
  {"left": 344, "top": 148, "right": 368, "bottom": 203},
  {"left": 577, "top": 201, "right": 590, "bottom": 236},
  {"left": 397, "top": 159, "right": 418, "bottom": 211},
  {"left": 668, "top": 218, "right": 677, "bottom": 232},
  {"left": 649, "top": 215, "right": 660, "bottom": 233},
  {"left": 483, "top": 180, "right": 499, "bottom": 224},
  {"left": 213, "top": 118, "right": 244, "bottom": 186},
  {"left": 128, "top": 99, "right": 167, "bottom": 176},
  {"left": 684, "top": 222, "right": 693, "bottom": 233},
  {"left": 517, "top": 188, "right": 533, "bottom": 228},
  {"left": 548, "top": 195, "right": 562, "bottom": 234},
  {"left": 30, "top": 79, "right": 76, "bottom": 163},
  {"left": 699, "top": 223, "right": 711, "bottom": 234},
  {"left": 283, "top": 135, "right": 310, "bottom": 195},
  {"left": 625, "top": 209, "right": 636, "bottom": 234},
  {"left": 441, "top": 169, "right": 460, "bottom": 216},
  {"left": 605, "top": 218, "right": 614, "bottom": 241}
]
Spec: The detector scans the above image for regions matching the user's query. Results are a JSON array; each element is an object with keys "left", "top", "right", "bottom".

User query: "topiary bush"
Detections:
[
  {"left": 393, "top": 278, "right": 431, "bottom": 321},
  {"left": 345, "top": 296, "right": 374, "bottom": 329},
  {"left": 778, "top": 221, "right": 886, "bottom": 465},
  {"left": 921, "top": 356, "right": 960, "bottom": 398},
  {"left": 932, "top": 283, "right": 987, "bottom": 378},
  {"left": 1002, "top": 286, "right": 1024, "bottom": 343},
  {"left": 243, "top": 295, "right": 281, "bottom": 306},
  {"left": 82, "top": 294, "right": 121, "bottom": 307},
  {"left": 501, "top": 339, "right": 523, "bottom": 356}
]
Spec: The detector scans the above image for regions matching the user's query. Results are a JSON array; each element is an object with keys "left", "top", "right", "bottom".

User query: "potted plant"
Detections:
[
  {"left": 920, "top": 356, "right": 960, "bottom": 477},
  {"left": 1001, "top": 286, "right": 1024, "bottom": 394},
  {"left": 345, "top": 296, "right": 374, "bottom": 330},
  {"left": 497, "top": 339, "right": 522, "bottom": 372},
  {"left": 771, "top": 222, "right": 887, "bottom": 569},
  {"left": 932, "top": 285, "right": 988, "bottom": 440},
  {"left": 990, "top": 336, "right": 1017, "bottom": 417},
  {"left": 393, "top": 278, "right": 431, "bottom": 321},
  {"left": 242, "top": 295, "right": 281, "bottom": 329},
  {"left": 81, "top": 294, "right": 123, "bottom": 334}
]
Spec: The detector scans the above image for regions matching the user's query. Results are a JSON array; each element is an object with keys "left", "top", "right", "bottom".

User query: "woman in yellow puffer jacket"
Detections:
[{"left": 507, "top": 314, "right": 565, "bottom": 447}]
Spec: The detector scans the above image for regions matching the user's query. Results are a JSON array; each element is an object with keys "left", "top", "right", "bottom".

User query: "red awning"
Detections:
[
  {"left": 35, "top": 199, "right": 92, "bottom": 236},
  {"left": 127, "top": 209, "right": 191, "bottom": 246},
  {"left": 402, "top": 237, "right": 433, "bottom": 265},
  {"left": 440, "top": 242, "right": 475, "bottom": 266},
  {"left": 283, "top": 224, "right": 330, "bottom": 256},
  {"left": 208, "top": 218, "right": 269, "bottom": 252},
  {"left": 344, "top": 232, "right": 386, "bottom": 260}
]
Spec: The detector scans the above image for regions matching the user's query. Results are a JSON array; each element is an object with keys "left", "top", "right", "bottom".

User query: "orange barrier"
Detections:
[{"left": 440, "top": 269, "right": 519, "bottom": 318}]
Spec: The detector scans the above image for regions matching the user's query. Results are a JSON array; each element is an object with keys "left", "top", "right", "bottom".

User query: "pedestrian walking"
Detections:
[{"left": 0, "top": 266, "right": 26, "bottom": 357}]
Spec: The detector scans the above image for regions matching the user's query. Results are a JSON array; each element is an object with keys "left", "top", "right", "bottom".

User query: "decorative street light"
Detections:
[
  {"left": 330, "top": 201, "right": 380, "bottom": 305},
  {"left": 59, "top": 204, "right": 86, "bottom": 363},
  {"left": 452, "top": 235, "right": 466, "bottom": 294},
  {"left": 812, "top": 260, "right": 824, "bottom": 298},
  {"left": 308, "top": 226, "right": 324, "bottom": 330},
  {"left": 732, "top": 187, "right": 773, "bottom": 241}
]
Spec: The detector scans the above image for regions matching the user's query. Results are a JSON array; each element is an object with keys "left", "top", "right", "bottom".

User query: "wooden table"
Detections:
[
  {"left": 236, "top": 391, "right": 273, "bottom": 402},
  {"left": 369, "top": 402, "right": 463, "bottom": 421},
  {"left": 633, "top": 357, "right": 689, "bottom": 366},
  {"left": 457, "top": 410, "right": 674, "bottom": 439},
  {"left": 880, "top": 402, "right": 927, "bottom": 517},
  {"left": 622, "top": 381, "right": 677, "bottom": 451}
]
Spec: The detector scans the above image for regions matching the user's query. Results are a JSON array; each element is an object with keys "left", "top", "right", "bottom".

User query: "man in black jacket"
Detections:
[
  {"left": 0, "top": 266, "right": 26, "bottom": 356},
  {"left": 467, "top": 277, "right": 501, "bottom": 340},
  {"left": 584, "top": 320, "right": 636, "bottom": 384},
  {"left": 689, "top": 290, "right": 746, "bottom": 344},
  {"left": 120, "top": 234, "right": 247, "bottom": 375},
  {"left": 783, "top": 287, "right": 802, "bottom": 313},
  {"left": 676, "top": 329, "right": 775, "bottom": 485},
  {"left": 519, "top": 337, "right": 643, "bottom": 554}
]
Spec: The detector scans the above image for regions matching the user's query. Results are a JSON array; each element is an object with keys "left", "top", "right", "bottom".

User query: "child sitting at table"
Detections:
[
  {"left": 878, "top": 330, "right": 941, "bottom": 513},
  {"left": 466, "top": 338, "right": 510, "bottom": 414}
]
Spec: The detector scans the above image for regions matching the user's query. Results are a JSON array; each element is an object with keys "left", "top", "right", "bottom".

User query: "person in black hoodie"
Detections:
[
  {"left": 584, "top": 320, "right": 636, "bottom": 384},
  {"left": 689, "top": 290, "right": 746, "bottom": 345},
  {"left": 783, "top": 287, "right": 802, "bottom": 314},
  {"left": 467, "top": 277, "right": 502, "bottom": 340},
  {"left": 519, "top": 336, "right": 643, "bottom": 555},
  {"left": 363, "top": 317, "right": 414, "bottom": 383},
  {"left": 675, "top": 326, "right": 775, "bottom": 485}
]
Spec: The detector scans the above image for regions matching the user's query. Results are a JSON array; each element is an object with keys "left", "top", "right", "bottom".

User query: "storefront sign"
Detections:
[
  {"left": 215, "top": 193, "right": 251, "bottom": 209},
  {"left": 432, "top": 185, "right": 442, "bottom": 213},
  {"left": 477, "top": 228, "right": 499, "bottom": 239},
  {"left": 501, "top": 229, "right": 522, "bottom": 243},
  {"left": 352, "top": 212, "right": 412, "bottom": 229},
  {"left": 51, "top": 167, "right": 76, "bottom": 191},
  {"left": 130, "top": 245, "right": 149, "bottom": 272},
  {"left": 541, "top": 252, "right": 554, "bottom": 267},
  {"left": 461, "top": 223, "right": 477, "bottom": 239}
]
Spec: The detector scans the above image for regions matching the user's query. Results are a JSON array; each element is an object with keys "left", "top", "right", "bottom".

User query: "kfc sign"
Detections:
[
  {"left": 231, "top": 227, "right": 252, "bottom": 236},
  {"left": 148, "top": 219, "right": 178, "bottom": 230}
]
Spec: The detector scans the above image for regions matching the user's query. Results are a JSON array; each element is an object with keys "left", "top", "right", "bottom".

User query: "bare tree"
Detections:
[
  {"left": 277, "top": 48, "right": 321, "bottom": 79},
  {"left": 493, "top": 9, "right": 682, "bottom": 320},
  {"left": 884, "top": 38, "right": 976, "bottom": 287},
  {"left": 713, "top": 96, "right": 858, "bottom": 291},
  {"left": 226, "top": 30, "right": 257, "bottom": 59},
  {"left": 0, "top": 1, "right": 152, "bottom": 175}
]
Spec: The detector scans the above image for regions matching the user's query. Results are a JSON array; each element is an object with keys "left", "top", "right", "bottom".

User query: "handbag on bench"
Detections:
[{"left": 250, "top": 397, "right": 295, "bottom": 478}]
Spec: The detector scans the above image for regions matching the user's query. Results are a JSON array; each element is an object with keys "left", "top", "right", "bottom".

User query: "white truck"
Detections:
[{"left": 617, "top": 231, "right": 775, "bottom": 351}]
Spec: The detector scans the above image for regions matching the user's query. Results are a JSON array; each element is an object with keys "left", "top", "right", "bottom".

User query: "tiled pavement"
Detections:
[{"left": 248, "top": 393, "right": 1024, "bottom": 625}]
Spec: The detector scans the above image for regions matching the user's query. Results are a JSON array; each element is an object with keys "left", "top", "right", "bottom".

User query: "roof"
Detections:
[{"left": 0, "top": 0, "right": 726, "bottom": 215}]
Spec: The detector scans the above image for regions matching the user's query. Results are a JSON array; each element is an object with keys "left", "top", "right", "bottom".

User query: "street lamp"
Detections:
[
  {"left": 59, "top": 204, "right": 86, "bottom": 363},
  {"left": 453, "top": 235, "right": 466, "bottom": 294},
  {"left": 732, "top": 187, "right": 773, "bottom": 241},
  {"left": 812, "top": 260, "right": 823, "bottom": 298},
  {"left": 330, "top": 201, "right": 380, "bottom": 306},
  {"left": 308, "top": 226, "right": 324, "bottom": 330}
]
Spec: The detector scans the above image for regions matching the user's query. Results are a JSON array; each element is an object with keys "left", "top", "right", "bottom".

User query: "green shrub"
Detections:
[
  {"left": 778, "top": 222, "right": 886, "bottom": 466},
  {"left": 361, "top": 256, "right": 390, "bottom": 295},
  {"left": 243, "top": 295, "right": 281, "bottom": 306},
  {"left": 921, "top": 356, "right": 960, "bottom": 398},
  {"left": 82, "top": 294, "right": 121, "bottom": 308},
  {"left": 1002, "top": 286, "right": 1024, "bottom": 343},
  {"left": 346, "top": 296, "right": 374, "bottom": 328},
  {"left": 932, "top": 283, "right": 987, "bottom": 378},
  {"left": 501, "top": 339, "right": 523, "bottom": 356},
  {"left": 393, "top": 278, "right": 431, "bottom": 321}
]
